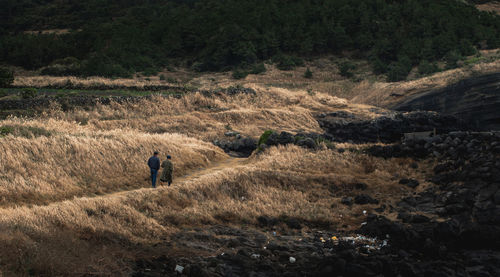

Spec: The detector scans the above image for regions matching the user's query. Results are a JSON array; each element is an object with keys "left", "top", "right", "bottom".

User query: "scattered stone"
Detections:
[
  {"left": 175, "top": 265, "right": 184, "bottom": 274},
  {"left": 341, "top": 196, "right": 353, "bottom": 206},
  {"left": 407, "top": 179, "right": 420, "bottom": 188},
  {"left": 224, "top": 131, "right": 239, "bottom": 137},
  {"left": 354, "top": 194, "right": 379, "bottom": 205}
]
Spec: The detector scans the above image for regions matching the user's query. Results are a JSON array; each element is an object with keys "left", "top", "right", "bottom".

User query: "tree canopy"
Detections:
[{"left": 1, "top": 0, "right": 499, "bottom": 80}]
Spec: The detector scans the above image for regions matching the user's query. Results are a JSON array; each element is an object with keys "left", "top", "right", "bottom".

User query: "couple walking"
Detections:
[{"left": 147, "top": 151, "right": 173, "bottom": 188}]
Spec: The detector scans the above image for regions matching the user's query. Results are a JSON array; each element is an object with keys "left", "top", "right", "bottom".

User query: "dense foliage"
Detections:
[
  {"left": 1, "top": 0, "right": 500, "bottom": 80},
  {"left": 0, "top": 67, "right": 14, "bottom": 87}
]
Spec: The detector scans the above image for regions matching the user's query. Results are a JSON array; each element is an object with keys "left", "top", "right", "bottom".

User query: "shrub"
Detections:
[
  {"left": 21, "top": 88, "right": 38, "bottom": 99},
  {"left": 372, "top": 58, "right": 388, "bottom": 74},
  {"left": 304, "top": 67, "right": 313, "bottom": 79},
  {"left": 0, "top": 67, "right": 14, "bottom": 88},
  {"left": 232, "top": 69, "right": 248, "bottom": 79},
  {"left": 387, "top": 62, "right": 411, "bottom": 82},
  {"left": 250, "top": 63, "right": 266, "bottom": 74},
  {"left": 40, "top": 57, "right": 82, "bottom": 76},
  {"left": 142, "top": 67, "right": 158, "bottom": 76},
  {"left": 167, "top": 77, "right": 177, "bottom": 83},
  {"left": 0, "top": 126, "right": 14, "bottom": 136},
  {"left": 445, "top": 50, "right": 462, "bottom": 69},
  {"left": 258, "top": 130, "right": 275, "bottom": 146},
  {"left": 339, "top": 62, "right": 355, "bottom": 78},
  {"left": 273, "top": 55, "right": 304, "bottom": 71},
  {"left": 418, "top": 60, "right": 440, "bottom": 76},
  {"left": 159, "top": 74, "right": 166, "bottom": 81},
  {"left": 0, "top": 125, "right": 52, "bottom": 138}
]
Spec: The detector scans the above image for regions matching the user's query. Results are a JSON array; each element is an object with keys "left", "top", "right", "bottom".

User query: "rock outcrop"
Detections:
[
  {"left": 393, "top": 73, "right": 500, "bottom": 131},
  {"left": 318, "top": 111, "right": 466, "bottom": 143}
]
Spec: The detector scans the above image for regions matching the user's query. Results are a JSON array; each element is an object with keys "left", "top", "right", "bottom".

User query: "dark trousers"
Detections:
[{"left": 150, "top": 169, "right": 158, "bottom": 188}]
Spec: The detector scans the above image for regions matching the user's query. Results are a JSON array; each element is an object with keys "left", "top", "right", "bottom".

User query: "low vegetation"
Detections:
[{"left": 2, "top": 0, "right": 500, "bottom": 81}]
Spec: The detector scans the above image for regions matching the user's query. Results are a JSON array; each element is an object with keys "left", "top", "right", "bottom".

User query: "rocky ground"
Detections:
[{"left": 134, "top": 111, "right": 500, "bottom": 276}]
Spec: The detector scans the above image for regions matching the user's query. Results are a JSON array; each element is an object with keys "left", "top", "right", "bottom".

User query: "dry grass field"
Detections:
[
  {"left": 13, "top": 49, "right": 500, "bottom": 109},
  {"left": 6, "top": 51, "right": 497, "bottom": 275},
  {"left": 476, "top": 1, "right": 500, "bottom": 15},
  {"left": 0, "top": 79, "right": 436, "bottom": 275}
]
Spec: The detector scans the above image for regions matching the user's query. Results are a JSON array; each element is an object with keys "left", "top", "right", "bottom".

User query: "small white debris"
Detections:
[
  {"left": 289, "top": 257, "right": 296, "bottom": 263},
  {"left": 251, "top": 254, "right": 261, "bottom": 259},
  {"left": 273, "top": 231, "right": 277, "bottom": 236},
  {"left": 175, "top": 265, "right": 184, "bottom": 274},
  {"left": 363, "top": 210, "right": 367, "bottom": 215},
  {"left": 361, "top": 222, "right": 367, "bottom": 226}
]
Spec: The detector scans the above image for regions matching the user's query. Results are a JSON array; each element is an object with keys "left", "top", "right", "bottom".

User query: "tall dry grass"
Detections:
[
  {"left": 0, "top": 82, "right": 426, "bottom": 275},
  {"left": 40, "top": 86, "right": 377, "bottom": 140},
  {"left": 13, "top": 75, "right": 178, "bottom": 89},
  {"left": 0, "top": 124, "right": 226, "bottom": 207},
  {"left": 1, "top": 85, "right": 366, "bottom": 208},
  {"left": 0, "top": 144, "right": 426, "bottom": 275}
]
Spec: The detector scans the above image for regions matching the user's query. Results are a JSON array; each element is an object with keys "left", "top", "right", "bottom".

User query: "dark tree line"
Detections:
[{"left": 1, "top": 0, "right": 499, "bottom": 80}]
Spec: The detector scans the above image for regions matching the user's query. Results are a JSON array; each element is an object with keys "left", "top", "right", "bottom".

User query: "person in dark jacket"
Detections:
[
  {"left": 147, "top": 151, "right": 160, "bottom": 188},
  {"left": 160, "top": 155, "right": 174, "bottom": 186}
]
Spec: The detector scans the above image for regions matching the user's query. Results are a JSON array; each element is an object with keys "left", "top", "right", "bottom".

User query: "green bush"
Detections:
[
  {"left": 40, "top": 57, "right": 82, "bottom": 76},
  {"left": 339, "top": 62, "right": 355, "bottom": 78},
  {"left": 387, "top": 62, "right": 411, "bottom": 82},
  {"left": 0, "top": 125, "right": 52, "bottom": 138},
  {"left": 445, "top": 50, "right": 462, "bottom": 69},
  {"left": 142, "top": 67, "right": 159, "bottom": 77},
  {"left": 167, "top": 77, "right": 178, "bottom": 83},
  {"left": 418, "top": 60, "right": 440, "bottom": 76},
  {"left": 273, "top": 55, "right": 304, "bottom": 71},
  {"left": 250, "top": 63, "right": 266, "bottom": 74},
  {"left": 0, "top": 67, "right": 14, "bottom": 88},
  {"left": 372, "top": 58, "right": 388, "bottom": 74},
  {"left": 20, "top": 88, "right": 38, "bottom": 99},
  {"left": 159, "top": 74, "right": 166, "bottom": 81},
  {"left": 0, "top": 126, "right": 14, "bottom": 136},
  {"left": 304, "top": 67, "right": 313, "bottom": 79},
  {"left": 258, "top": 130, "right": 275, "bottom": 146},
  {"left": 232, "top": 69, "right": 248, "bottom": 79}
]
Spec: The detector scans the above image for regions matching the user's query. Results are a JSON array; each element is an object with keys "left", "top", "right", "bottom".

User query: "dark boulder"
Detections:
[
  {"left": 341, "top": 197, "right": 353, "bottom": 206},
  {"left": 296, "top": 137, "right": 317, "bottom": 149},
  {"left": 354, "top": 194, "right": 379, "bottom": 205}
]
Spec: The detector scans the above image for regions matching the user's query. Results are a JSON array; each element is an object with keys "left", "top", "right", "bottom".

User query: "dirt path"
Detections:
[
  {"left": 2, "top": 156, "right": 249, "bottom": 209},
  {"left": 81, "top": 156, "right": 249, "bottom": 202},
  {"left": 171, "top": 157, "right": 248, "bottom": 185}
]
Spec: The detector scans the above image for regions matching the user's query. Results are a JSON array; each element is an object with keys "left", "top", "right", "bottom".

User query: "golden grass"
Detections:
[
  {"left": 476, "top": 2, "right": 500, "bottom": 15},
  {"left": 37, "top": 86, "right": 378, "bottom": 140},
  {"left": 350, "top": 58, "right": 500, "bottom": 107},
  {"left": 13, "top": 75, "right": 178, "bottom": 88},
  {"left": 0, "top": 144, "right": 426, "bottom": 275},
  {"left": 14, "top": 50, "right": 499, "bottom": 109},
  {"left": 0, "top": 79, "right": 430, "bottom": 275},
  {"left": 0, "top": 126, "right": 226, "bottom": 207}
]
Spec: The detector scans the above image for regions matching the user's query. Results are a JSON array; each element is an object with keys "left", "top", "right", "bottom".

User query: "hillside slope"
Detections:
[{"left": 1, "top": 0, "right": 500, "bottom": 82}]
